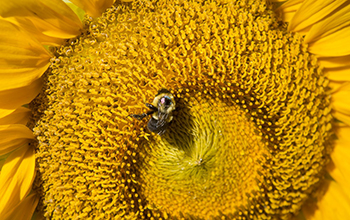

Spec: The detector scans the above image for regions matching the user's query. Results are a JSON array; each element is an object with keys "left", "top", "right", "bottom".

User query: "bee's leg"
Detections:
[
  {"left": 128, "top": 109, "right": 155, "bottom": 120},
  {"left": 128, "top": 113, "right": 148, "bottom": 120},
  {"left": 128, "top": 103, "right": 157, "bottom": 120},
  {"left": 145, "top": 103, "right": 158, "bottom": 111}
]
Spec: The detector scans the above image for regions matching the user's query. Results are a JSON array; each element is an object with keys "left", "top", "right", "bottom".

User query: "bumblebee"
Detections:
[{"left": 129, "top": 89, "right": 176, "bottom": 135}]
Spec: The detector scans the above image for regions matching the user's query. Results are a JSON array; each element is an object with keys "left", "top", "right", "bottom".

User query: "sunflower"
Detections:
[{"left": 0, "top": 0, "right": 349, "bottom": 219}]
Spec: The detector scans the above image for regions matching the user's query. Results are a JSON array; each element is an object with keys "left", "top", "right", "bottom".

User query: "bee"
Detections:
[{"left": 129, "top": 88, "right": 176, "bottom": 135}]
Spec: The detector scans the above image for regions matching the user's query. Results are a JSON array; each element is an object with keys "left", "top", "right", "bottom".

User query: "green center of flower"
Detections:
[
  {"left": 30, "top": 0, "right": 334, "bottom": 219},
  {"left": 141, "top": 95, "right": 269, "bottom": 217}
]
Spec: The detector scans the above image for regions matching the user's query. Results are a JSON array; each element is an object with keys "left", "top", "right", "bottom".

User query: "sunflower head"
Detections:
[{"left": 27, "top": 0, "right": 335, "bottom": 219}]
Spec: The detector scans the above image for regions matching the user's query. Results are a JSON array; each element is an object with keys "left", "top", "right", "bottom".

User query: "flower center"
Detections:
[
  {"left": 30, "top": 0, "right": 334, "bottom": 219},
  {"left": 141, "top": 94, "right": 270, "bottom": 217}
]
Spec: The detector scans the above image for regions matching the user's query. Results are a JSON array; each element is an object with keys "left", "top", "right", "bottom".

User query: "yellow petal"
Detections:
[
  {"left": 0, "top": 20, "right": 50, "bottom": 91},
  {"left": 0, "top": 78, "right": 42, "bottom": 110},
  {"left": 332, "top": 84, "right": 350, "bottom": 116},
  {"left": 0, "top": 107, "right": 31, "bottom": 125},
  {"left": 304, "top": 180, "right": 350, "bottom": 220},
  {"left": 307, "top": 27, "right": 350, "bottom": 57},
  {"left": 0, "top": 157, "right": 5, "bottom": 171},
  {"left": 329, "top": 81, "right": 349, "bottom": 93},
  {"left": 69, "top": 0, "right": 115, "bottom": 18},
  {"left": 325, "top": 66, "right": 350, "bottom": 81},
  {"left": 327, "top": 162, "right": 350, "bottom": 204},
  {"left": 280, "top": 11, "right": 299, "bottom": 24},
  {"left": 318, "top": 55, "right": 350, "bottom": 68},
  {"left": 327, "top": 137, "right": 350, "bottom": 200},
  {"left": 304, "top": 3, "right": 350, "bottom": 43},
  {"left": 0, "top": 124, "right": 34, "bottom": 156},
  {"left": 277, "top": 0, "right": 303, "bottom": 23},
  {"left": 334, "top": 125, "right": 350, "bottom": 142},
  {"left": 304, "top": 3, "right": 350, "bottom": 57},
  {"left": 4, "top": 17, "right": 64, "bottom": 46},
  {"left": 3, "top": 193, "right": 38, "bottom": 220},
  {"left": 288, "top": 0, "right": 348, "bottom": 33},
  {"left": 65, "top": 1, "right": 85, "bottom": 21},
  {"left": 0, "top": 0, "right": 82, "bottom": 39},
  {"left": 0, "top": 109, "right": 16, "bottom": 119},
  {"left": 0, "top": 145, "right": 35, "bottom": 216},
  {"left": 332, "top": 111, "right": 350, "bottom": 126}
]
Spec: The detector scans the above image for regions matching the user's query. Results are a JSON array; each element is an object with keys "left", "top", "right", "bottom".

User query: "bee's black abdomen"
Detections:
[{"left": 147, "top": 117, "right": 168, "bottom": 135}]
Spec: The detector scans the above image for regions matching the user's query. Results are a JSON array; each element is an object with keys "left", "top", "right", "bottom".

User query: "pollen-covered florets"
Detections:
[{"left": 31, "top": 0, "right": 333, "bottom": 219}]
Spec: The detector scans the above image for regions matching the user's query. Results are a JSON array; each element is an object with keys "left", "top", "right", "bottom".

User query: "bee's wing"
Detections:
[
  {"left": 147, "top": 114, "right": 169, "bottom": 135},
  {"left": 156, "top": 112, "right": 169, "bottom": 127}
]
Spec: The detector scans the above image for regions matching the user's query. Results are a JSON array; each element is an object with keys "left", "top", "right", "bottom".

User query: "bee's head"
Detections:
[
  {"left": 152, "top": 89, "right": 176, "bottom": 115},
  {"left": 158, "top": 95, "right": 175, "bottom": 114}
]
